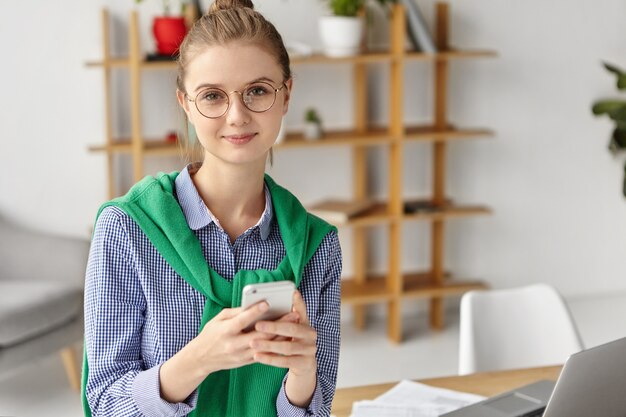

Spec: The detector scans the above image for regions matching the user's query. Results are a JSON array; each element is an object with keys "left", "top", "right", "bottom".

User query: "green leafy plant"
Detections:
[
  {"left": 305, "top": 108, "right": 322, "bottom": 125},
  {"left": 135, "top": 0, "right": 172, "bottom": 15},
  {"left": 324, "top": 0, "right": 395, "bottom": 17},
  {"left": 592, "top": 62, "right": 626, "bottom": 196},
  {"left": 326, "top": 0, "right": 365, "bottom": 17}
]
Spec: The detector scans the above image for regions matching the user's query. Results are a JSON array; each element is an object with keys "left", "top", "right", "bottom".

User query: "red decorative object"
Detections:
[
  {"left": 152, "top": 17, "right": 187, "bottom": 55},
  {"left": 166, "top": 131, "right": 178, "bottom": 143}
]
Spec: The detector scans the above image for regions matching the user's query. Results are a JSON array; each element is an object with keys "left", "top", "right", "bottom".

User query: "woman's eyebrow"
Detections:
[
  {"left": 193, "top": 82, "right": 224, "bottom": 92},
  {"left": 193, "top": 76, "right": 278, "bottom": 92},
  {"left": 250, "top": 76, "right": 278, "bottom": 84}
]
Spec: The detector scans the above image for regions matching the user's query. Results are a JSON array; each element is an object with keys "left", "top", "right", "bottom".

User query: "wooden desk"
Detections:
[{"left": 331, "top": 366, "right": 562, "bottom": 417}]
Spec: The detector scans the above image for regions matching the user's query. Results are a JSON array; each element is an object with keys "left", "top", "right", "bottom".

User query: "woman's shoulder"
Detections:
[
  {"left": 316, "top": 228, "right": 340, "bottom": 255},
  {"left": 302, "top": 228, "right": 342, "bottom": 288},
  {"left": 308, "top": 228, "right": 341, "bottom": 268},
  {"left": 96, "top": 205, "right": 134, "bottom": 226},
  {"left": 306, "top": 210, "right": 334, "bottom": 229},
  {"left": 94, "top": 205, "right": 144, "bottom": 242}
]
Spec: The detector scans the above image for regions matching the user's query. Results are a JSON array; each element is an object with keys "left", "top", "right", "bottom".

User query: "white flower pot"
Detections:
[
  {"left": 303, "top": 122, "right": 322, "bottom": 140},
  {"left": 318, "top": 15, "right": 364, "bottom": 57}
]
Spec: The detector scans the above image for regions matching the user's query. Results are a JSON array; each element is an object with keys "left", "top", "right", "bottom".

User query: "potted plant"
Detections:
[
  {"left": 303, "top": 108, "right": 323, "bottom": 140},
  {"left": 136, "top": 0, "right": 189, "bottom": 56},
  {"left": 318, "top": 0, "right": 396, "bottom": 57},
  {"left": 592, "top": 62, "right": 626, "bottom": 196},
  {"left": 319, "top": 0, "right": 366, "bottom": 57}
]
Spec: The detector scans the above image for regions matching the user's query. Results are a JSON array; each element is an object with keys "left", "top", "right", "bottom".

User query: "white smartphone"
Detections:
[{"left": 241, "top": 281, "right": 295, "bottom": 332}]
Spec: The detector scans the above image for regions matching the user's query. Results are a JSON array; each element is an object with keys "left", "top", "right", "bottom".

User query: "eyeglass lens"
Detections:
[{"left": 194, "top": 82, "right": 279, "bottom": 118}]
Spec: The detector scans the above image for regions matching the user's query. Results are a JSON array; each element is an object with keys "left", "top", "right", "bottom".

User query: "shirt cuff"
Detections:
[
  {"left": 276, "top": 374, "right": 323, "bottom": 417},
  {"left": 132, "top": 363, "right": 198, "bottom": 417}
]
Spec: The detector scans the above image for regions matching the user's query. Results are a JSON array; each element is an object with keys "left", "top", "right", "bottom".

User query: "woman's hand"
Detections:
[
  {"left": 192, "top": 301, "right": 278, "bottom": 374},
  {"left": 250, "top": 291, "right": 318, "bottom": 407},
  {"left": 160, "top": 301, "right": 277, "bottom": 403}
]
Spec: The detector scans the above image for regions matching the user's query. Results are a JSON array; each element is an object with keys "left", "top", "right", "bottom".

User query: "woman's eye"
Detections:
[
  {"left": 247, "top": 85, "right": 270, "bottom": 96},
  {"left": 200, "top": 90, "right": 226, "bottom": 102}
]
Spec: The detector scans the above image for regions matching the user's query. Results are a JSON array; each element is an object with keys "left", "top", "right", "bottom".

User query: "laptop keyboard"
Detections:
[{"left": 520, "top": 407, "right": 546, "bottom": 417}]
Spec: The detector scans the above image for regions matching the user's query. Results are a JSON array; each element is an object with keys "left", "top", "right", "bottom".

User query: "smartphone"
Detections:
[{"left": 241, "top": 281, "right": 295, "bottom": 332}]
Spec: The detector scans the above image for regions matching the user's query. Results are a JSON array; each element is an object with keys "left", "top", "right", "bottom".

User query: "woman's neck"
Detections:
[{"left": 192, "top": 157, "right": 267, "bottom": 243}]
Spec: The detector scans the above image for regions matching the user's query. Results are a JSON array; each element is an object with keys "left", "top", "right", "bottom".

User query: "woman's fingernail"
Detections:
[{"left": 258, "top": 302, "right": 269, "bottom": 312}]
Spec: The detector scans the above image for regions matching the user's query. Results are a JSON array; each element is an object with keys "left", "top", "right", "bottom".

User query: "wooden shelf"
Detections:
[
  {"left": 403, "top": 272, "right": 488, "bottom": 299},
  {"left": 405, "top": 125, "right": 494, "bottom": 143},
  {"left": 89, "top": 139, "right": 180, "bottom": 156},
  {"left": 405, "top": 48, "right": 497, "bottom": 61},
  {"left": 88, "top": 4, "right": 495, "bottom": 342},
  {"left": 291, "top": 51, "right": 392, "bottom": 65},
  {"left": 313, "top": 201, "right": 491, "bottom": 227},
  {"left": 312, "top": 202, "right": 395, "bottom": 228},
  {"left": 86, "top": 58, "right": 177, "bottom": 70},
  {"left": 280, "top": 126, "right": 495, "bottom": 148},
  {"left": 86, "top": 52, "right": 393, "bottom": 68},
  {"left": 85, "top": 47, "right": 496, "bottom": 70},
  {"left": 403, "top": 204, "right": 492, "bottom": 222},
  {"left": 277, "top": 128, "right": 392, "bottom": 149},
  {"left": 342, "top": 277, "right": 394, "bottom": 305},
  {"left": 88, "top": 126, "right": 492, "bottom": 157},
  {"left": 342, "top": 272, "right": 488, "bottom": 305},
  {"left": 347, "top": 203, "right": 395, "bottom": 227}
]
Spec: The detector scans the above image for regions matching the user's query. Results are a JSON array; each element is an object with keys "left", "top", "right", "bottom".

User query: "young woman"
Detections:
[{"left": 82, "top": 1, "right": 342, "bottom": 416}]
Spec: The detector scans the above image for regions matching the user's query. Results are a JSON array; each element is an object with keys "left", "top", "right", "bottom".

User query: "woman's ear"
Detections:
[
  {"left": 282, "top": 78, "right": 293, "bottom": 115},
  {"left": 177, "top": 89, "right": 193, "bottom": 121}
]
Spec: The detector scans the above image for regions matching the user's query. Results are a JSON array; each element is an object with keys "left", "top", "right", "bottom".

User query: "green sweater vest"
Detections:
[{"left": 82, "top": 172, "right": 335, "bottom": 417}]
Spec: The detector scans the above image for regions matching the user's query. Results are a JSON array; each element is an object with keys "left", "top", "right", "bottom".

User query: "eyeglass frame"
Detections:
[{"left": 185, "top": 80, "right": 289, "bottom": 119}]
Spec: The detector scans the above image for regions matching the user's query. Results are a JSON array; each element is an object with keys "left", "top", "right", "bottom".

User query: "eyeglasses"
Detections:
[{"left": 186, "top": 81, "right": 287, "bottom": 119}]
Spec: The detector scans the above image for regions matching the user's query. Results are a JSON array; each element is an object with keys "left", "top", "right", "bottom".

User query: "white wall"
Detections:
[{"left": 2, "top": 0, "right": 626, "bottom": 298}]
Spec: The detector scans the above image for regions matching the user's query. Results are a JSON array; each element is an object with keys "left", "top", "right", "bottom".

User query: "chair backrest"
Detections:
[
  {"left": 458, "top": 283, "right": 584, "bottom": 375},
  {"left": 0, "top": 215, "right": 90, "bottom": 285}
]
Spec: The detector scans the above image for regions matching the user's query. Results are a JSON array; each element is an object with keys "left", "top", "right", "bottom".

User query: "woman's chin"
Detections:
[{"left": 213, "top": 149, "right": 271, "bottom": 166}]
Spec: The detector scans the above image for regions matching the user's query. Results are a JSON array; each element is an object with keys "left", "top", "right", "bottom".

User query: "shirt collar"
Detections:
[{"left": 175, "top": 163, "right": 273, "bottom": 240}]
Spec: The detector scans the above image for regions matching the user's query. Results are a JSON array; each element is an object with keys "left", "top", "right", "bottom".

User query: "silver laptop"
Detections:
[{"left": 442, "top": 336, "right": 626, "bottom": 417}]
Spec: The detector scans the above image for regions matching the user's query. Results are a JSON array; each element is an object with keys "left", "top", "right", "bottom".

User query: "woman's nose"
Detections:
[{"left": 225, "top": 92, "right": 251, "bottom": 126}]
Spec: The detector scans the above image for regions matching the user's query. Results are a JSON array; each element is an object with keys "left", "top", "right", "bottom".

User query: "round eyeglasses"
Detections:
[{"left": 186, "top": 81, "right": 287, "bottom": 119}]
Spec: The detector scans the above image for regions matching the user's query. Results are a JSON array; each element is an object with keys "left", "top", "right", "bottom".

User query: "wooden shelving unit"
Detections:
[{"left": 88, "top": 2, "right": 495, "bottom": 342}]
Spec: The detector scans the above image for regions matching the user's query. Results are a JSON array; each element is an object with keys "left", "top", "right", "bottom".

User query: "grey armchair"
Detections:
[{"left": 0, "top": 215, "right": 89, "bottom": 390}]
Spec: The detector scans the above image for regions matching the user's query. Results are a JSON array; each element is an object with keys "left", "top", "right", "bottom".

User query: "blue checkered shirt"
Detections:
[{"left": 84, "top": 165, "right": 342, "bottom": 416}]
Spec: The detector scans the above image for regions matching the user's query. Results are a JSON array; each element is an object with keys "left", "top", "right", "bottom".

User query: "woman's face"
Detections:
[{"left": 178, "top": 41, "right": 291, "bottom": 166}]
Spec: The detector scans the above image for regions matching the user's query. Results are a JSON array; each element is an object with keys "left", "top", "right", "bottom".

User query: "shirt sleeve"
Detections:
[
  {"left": 84, "top": 207, "right": 196, "bottom": 417},
  {"left": 276, "top": 373, "right": 324, "bottom": 417},
  {"left": 276, "top": 230, "right": 342, "bottom": 417}
]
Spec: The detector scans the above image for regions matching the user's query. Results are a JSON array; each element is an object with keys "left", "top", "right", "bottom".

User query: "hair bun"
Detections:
[{"left": 209, "top": 0, "right": 254, "bottom": 12}]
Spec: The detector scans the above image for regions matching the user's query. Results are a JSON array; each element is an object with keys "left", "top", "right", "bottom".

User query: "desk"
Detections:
[{"left": 331, "top": 366, "right": 562, "bottom": 417}]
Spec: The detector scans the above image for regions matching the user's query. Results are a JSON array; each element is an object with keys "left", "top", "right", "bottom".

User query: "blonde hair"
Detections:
[{"left": 176, "top": 0, "right": 291, "bottom": 163}]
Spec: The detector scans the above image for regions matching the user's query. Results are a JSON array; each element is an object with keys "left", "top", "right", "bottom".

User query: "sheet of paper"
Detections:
[{"left": 350, "top": 379, "right": 486, "bottom": 417}]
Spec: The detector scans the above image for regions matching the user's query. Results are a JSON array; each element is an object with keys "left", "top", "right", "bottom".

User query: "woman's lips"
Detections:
[{"left": 223, "top": 133, "right": 256, "bottom": 145}]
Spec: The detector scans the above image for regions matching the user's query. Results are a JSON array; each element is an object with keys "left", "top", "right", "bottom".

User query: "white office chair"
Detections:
[{"left": 458, "top": 283, "right": 584, "bottom": 375}]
